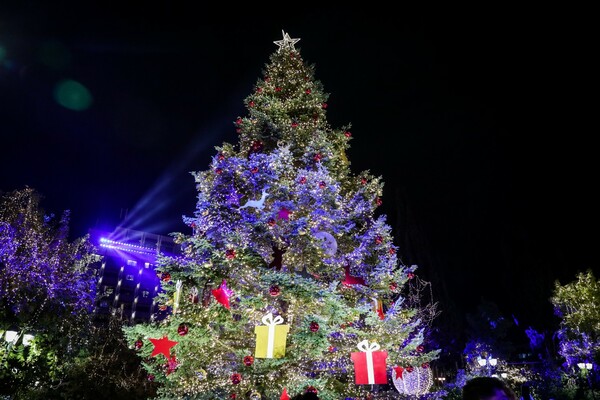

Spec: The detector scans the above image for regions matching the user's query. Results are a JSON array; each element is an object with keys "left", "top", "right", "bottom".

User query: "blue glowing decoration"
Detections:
[{"left": 100, "top": 237, "right": 156, "bottom": 256}]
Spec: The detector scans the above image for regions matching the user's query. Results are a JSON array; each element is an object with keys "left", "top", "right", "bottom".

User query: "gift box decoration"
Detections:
[
  {"left": 254, "top": 312, "right": 290, "bottom": 358},
  {"left": 350, "top": 339, "right": 388, "bottom": 384}
]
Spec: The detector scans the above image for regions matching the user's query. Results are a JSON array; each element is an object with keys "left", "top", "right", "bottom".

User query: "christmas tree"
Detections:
[{"left": 123, "top": 31, "right": 441, "bottom": 400}]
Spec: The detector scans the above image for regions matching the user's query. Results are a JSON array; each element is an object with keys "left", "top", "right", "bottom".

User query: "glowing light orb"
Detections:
[{"left": 54, "top": 79, "right": 93, "bottom": 110}]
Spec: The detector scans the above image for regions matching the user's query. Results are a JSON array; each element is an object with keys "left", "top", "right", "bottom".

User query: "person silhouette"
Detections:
[{"left": 462, "top": 376, "right": 518, "bottom": 400}]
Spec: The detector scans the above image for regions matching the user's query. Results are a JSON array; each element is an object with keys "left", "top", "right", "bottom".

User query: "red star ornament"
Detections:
[
  {"left": 212, "top": 279, "right": 233, "bottom": 309},
  {"left": 149, "top": 335, "right": 178, "bottom": 359},
  {"left": 394, "top": 365, "right": 405, "bottom": 379}
]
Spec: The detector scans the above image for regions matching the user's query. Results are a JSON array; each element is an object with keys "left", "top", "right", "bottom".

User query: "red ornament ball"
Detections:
[
  {"left": 267, "top": 218, "right": 276, "bottom": 227},
  {"left": 299, "top": 176, "right": 307, "bottom": 184},
  {"left": 407, "top": 272, "right": 415, "bottom": 279},
  {"left": 361, "top": 177, "right": 367, "bottom": 185},
  {"left": 134, "top": 339, "right": 143, "bottom": 350},
  {"left": 389, "top": 282, "right": 398, "bottom": 291},
  {"left": 225, "top": 249, "right": 236, "bottom": 259},
  {"left": 344, "top": 131, "right": 352, "bottom": 138},
  {"left": 230, "top": 394, "right": 237, "bottom": 399},
  {"left": 422, "top": 362, "right": 430, "bottom": 369},
  {"left": 256, "top": 87, "right": 263, "bottom": 93},
  {"left": 251, "top": 140, "right": 263, "bottom": 152},
  {"left": 235, "top": 117, "right": 242, "bottom": 125},
  {"left": 389, "top": 248, "right": 396, "bottom": 255},
  {"left": 321, "top": 103, "right": 328, "bottom": 109},
  {"left": 269, "top": 285, "right": 281, "bottom": 296},
  {"left": 161, "top": 272, "right": 171, "bottom": 282},
  {"left": 291, "top": 121, "right": 299, "bottom": 128},
  {"left": 376, "top": 197, "right": 382, "bottom": 206},
  {"left": 309, "top": 321, "right": 320, "bottom": 332},
  {"left": 248, "top": 101, "right": 255, "bottom": 107},
  {"left": 305, "top": 88, "right": 312, "bottom": 94},
  {"left": 313, "top": 153, "right": 322, "bottom": 162},
  {"left": 158, "top": 304, "right": 168, "bottom": 311},
  {"left": 416, "top": 345, "right": 425, "bottom": 353},
  {"left": 243, "top": 355, "right": 254, "bottom": 366},
  {"left": 147, "top": 374, "right": 155, "bottom": 382},
  {"left": 305, "top": 386, "right": 318, "bottom": 394},
  {"left": 250, "top": 167, "right": 259, "bottom": 174},
  {"left": 215, "top": 168, "right": 223, "bottom": 175},
  {"left": 231, "top": 373, "right": 242, "bottom": 385},
  {"left": 406, "top": 366, "right": 414, "bottom": 373},
  {"left": 375, "top": 236, "right": 383, "bottom": 245},
  {"left": 178, "top": 323, "right": 189, "bottom": 336},
  {"left": 275, "top": 87, "right": 282, "bottom": 92},
  {"left": 319, "top": 181, "right": 326, "bottom": 189},
  {"left": 264, "top": 77, "right": 271, "bottom": 82}
]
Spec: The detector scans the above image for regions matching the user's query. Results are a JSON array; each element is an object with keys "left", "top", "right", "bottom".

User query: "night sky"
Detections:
[{"left": 1, "top": 5, "right": 596, "bottom": 332}]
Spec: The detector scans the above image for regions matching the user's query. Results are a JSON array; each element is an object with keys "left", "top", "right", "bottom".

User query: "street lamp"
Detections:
[
  {"left": 2, "top": 327, "right": 34, "bottom": 347},
  {"left": 576, "top": 361, "right": 594, "bottom": 396},
  {"left": 477, "top": 354, "right": 498, "bottom": 376}
]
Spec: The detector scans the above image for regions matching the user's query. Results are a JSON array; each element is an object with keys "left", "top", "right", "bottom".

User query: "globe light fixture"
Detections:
[
  {"left": 22, "top": 333, "right": 34, "bottom": 347},
  {"left": 577, "top": 362, "right": 593, "bottom": 370},
  {"left": 4, "top": 329, "right": 18, "bottom": 344}
]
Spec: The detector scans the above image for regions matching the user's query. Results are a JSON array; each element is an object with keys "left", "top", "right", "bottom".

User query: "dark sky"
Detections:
[{"left": 1, "top": 4, "right": 596, "bottom": 331}]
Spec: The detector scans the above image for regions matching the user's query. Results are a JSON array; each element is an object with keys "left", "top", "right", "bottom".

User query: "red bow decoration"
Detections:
[
  {"left": 212, "top": 279, "right": 233, "bottom": 309},
  {"left": 342, "top": 264, "right": 366, "bottom": 286},
  {"left": 277, "top": 207, "right": 291, "bottom": 220}
]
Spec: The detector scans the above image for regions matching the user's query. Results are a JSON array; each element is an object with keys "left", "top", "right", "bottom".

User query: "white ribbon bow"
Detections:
[
  {"left": 262, "top": 312, "right": 284, "bottom": 326},
  {"left": 357, "top": 339, "right": 380, "bottom": 352}
]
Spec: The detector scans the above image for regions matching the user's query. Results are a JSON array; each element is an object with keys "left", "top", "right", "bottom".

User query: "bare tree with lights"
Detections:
[{"left": 123, "top": 31, "right": 442, "bottom": 400}]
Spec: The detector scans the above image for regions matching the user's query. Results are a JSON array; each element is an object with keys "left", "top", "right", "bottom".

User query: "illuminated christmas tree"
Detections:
[{"left": 123, "top": 31, "right": 441, "bottom": 400}]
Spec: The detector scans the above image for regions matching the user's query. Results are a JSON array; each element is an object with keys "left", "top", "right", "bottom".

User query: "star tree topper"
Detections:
[{"left": 274, "top": 30, "right": 300, "bottom": 52}]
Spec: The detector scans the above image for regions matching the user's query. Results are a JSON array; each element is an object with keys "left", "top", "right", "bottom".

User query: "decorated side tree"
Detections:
[
  {"left": 551, "top": 270, "right": 599, "bottom": 375},
  {"left": 0, "top": 187, "right": 97, "bottom": 397},
  {"left": 123, "top": 31, "right": 441, "bottom": 400},
  {"left": 0, "top": 187, "right": 156, "bottom": 399}
]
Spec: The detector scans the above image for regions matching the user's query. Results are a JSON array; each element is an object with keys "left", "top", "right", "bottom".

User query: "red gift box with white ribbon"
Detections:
[{"left": 350, "top": 339, "right": 388, "bottom": 384}]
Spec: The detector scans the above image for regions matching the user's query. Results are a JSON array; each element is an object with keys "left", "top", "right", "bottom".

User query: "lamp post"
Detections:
[
  {"left": 477, "top": 354, "right": 498, "bottom": 377},
  {"left": 577, "top": 362, "right": 594, "bottom": 398}
]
